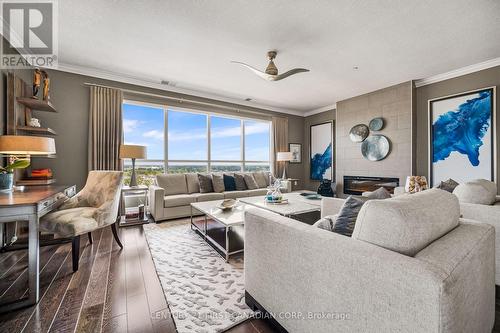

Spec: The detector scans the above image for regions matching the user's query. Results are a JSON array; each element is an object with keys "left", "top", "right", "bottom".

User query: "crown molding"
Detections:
[
  {"left": 51, "top": 62, "right": 306, "bottom": 117},
  {"left": 414, "top": 57, "right": 500, "bottom": 87},
  {"left": 303, "top": 104, "right": 336, "bottom": 117}
]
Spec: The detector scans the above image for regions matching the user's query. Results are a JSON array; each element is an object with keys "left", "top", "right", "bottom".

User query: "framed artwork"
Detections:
[
  {"left": 429, "top": 86, "right": 496, "bottom": 187},
  {"left": 289, "top": 143, "right": 302, "bottom": 163},
  {"left": 310, "top": 122, "right": 333, "bottom": 180}
]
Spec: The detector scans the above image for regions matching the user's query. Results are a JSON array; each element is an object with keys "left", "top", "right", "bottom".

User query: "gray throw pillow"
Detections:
[
  {"left": 212, "top": 174, "right": 225, "bottom": 193},
  {"left": 436, "top": 178, "right": 459, "bottom": 193},
  {"left": 333, "top": 196, "right": 368, "bottom": 237},
  {"left": 244, "top": 174, "right": 259, "bottom": 190},
  {"left": 197, "top": 174, "right": 214, "bottom": 193},
  {"left": 364, "top": 187, "right": 391, "bottom": 199},
  {"left": 253, "top": 172, "right": 268, "bottom": 188},
  {"left": 234, "top": 173, "right": 247, "bottom": 191}
]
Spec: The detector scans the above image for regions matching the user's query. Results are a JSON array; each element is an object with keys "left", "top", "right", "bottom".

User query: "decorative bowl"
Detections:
[{"left": 218, "top": 199, "right": 237, "bottom": 211}]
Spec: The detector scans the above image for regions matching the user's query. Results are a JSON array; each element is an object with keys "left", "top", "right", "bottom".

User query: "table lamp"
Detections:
[
  {"left": 0, "top": 135, "right": 56, "bottom": 190},
  {"left": 276, "top": 151, "right": 293, "bottom": 180},
  {"left": 120, "top": 144, "right": 147, "bottom": 187}
]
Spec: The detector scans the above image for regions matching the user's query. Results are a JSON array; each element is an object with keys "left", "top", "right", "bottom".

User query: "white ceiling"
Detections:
[{"left": 58, "top": 0, "right": 500, "bottom": 114}]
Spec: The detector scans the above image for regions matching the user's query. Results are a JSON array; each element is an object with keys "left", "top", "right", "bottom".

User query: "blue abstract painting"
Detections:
[
  {"left": 430, "top": 88, "right": 494, "bottom": 186},
  {"left": 310, "top": 122, "right": 333, "bottom": 180}
]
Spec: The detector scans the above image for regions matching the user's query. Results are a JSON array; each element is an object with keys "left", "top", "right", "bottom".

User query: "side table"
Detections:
[{"left": 120, "top": 185, "right": 149, "bottom": 227}]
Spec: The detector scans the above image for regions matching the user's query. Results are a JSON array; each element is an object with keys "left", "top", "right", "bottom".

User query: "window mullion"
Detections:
[
  {"left": 241, "top": 119, "right": 245, "bottom": 172},
  {"left": 207, "top": 115, "right": 211, "bottom": 172}
]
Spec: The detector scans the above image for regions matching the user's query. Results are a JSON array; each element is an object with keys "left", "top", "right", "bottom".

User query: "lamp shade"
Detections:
[
  {"left": 276, "top": 152, "right": 293, "bottom": 162},
  {"left": 120, "top": 144, "right": 147, "bottom": 159},
  {"left": 0, "top": 135, "right": 56, "bottom": 155}
]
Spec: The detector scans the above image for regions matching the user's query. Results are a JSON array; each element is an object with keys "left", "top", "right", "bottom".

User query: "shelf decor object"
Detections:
[
  {"left": 276, "top": 151, "right": 293, "bottom": 179},
  {"left": 349, "top": 124, "right": 369, "bottom": 142},
  {"left": 120, "top": 144, "right": 147, "bottom": 187},
  {"left": 361, "top": 135, "right": 391, "bottom": 161}
]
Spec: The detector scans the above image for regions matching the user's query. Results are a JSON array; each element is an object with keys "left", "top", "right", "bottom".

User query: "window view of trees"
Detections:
[{"left": 123, "top": 102, "right": 271, "bottom": 186}]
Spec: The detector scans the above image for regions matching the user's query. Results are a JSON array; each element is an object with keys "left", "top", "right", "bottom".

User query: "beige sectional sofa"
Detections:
[
  {"left": 245, "top": 189, "right": 495, "bottom": 332},
  {"left": 149, "top": 172, "right": 273, "bottom": 222}
]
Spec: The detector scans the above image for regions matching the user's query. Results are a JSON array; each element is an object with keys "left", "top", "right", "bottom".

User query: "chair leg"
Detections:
[
  {"left": 111, "top": 223, "right": 123, "bottom": 249},
  {"left": 87, "top": 232, "right": 93, "bottom": 244},
  {"left": 72, "top": 235, "right": 80, "bottom": 272}
]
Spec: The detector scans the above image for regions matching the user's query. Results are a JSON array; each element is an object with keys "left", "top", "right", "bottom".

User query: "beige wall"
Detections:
[
  {"left": 335, "top": 81, "right": 414, "bottom": 197},
  {"left": 5, "top": 68, "right": 304, "bottom": 190},
  {"left": 303, "top": 110, "right": 335, "bottom": 191},
  {"left": 416, "top": 66, "right": 500, "bottom": 192}
]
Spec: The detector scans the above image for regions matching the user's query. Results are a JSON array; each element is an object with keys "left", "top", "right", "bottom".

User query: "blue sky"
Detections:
[{"left": 123, "top": 103, "right": 270, "bottom": 161}]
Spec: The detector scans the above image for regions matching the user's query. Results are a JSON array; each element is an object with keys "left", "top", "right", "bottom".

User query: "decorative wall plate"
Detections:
[
  {"left": 361, "top": 135, "right": 391, "bottom": 161},
  {"left": 349, "top": 124, "right": 369, "bottom": 142},
  {"left": 369, "top": 117, "right": 384, "bottom": 131}
]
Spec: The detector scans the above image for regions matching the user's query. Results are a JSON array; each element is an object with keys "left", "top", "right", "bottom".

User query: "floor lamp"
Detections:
[
  {"left": 120, "top": 144, "right": 147, "bottom": 187},
  {"left": 276, "top": 152, "right": 293, "bottom": 180}
]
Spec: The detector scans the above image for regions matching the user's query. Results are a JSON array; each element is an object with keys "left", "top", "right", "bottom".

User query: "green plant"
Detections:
[{"left": 0, "top": 158, "right": 30, "bottom": 174}]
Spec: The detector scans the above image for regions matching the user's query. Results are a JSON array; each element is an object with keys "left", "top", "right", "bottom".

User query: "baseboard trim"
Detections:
[{"left": 245, "top": 291, "right": 289, "bottom": 333}]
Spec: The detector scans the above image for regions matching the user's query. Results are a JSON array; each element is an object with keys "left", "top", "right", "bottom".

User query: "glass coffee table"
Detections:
[
  {"left": 190, "top": 200, "right": 246, "bottom": 262},
  {"left": 190, "top": 193, "right": 323, "bottom": 261}
]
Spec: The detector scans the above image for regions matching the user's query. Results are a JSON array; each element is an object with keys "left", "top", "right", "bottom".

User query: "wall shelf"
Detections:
[
  {"left": 16, "top": 126, "right": 57, "bottom": 136},
  {"left": 16, "top": 97, "right": 57, "bottom": 113}
]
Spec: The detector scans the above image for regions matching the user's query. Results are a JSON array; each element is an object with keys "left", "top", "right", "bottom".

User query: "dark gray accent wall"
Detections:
[
  {"left": 9, "top": 68, "right": 304, "bottom": 190},
  {"left": 415, "top": 66, "right": 500, "bottom": 192},
  {"left": 303, "top": 110, "right": 335, "bottom": 191}
]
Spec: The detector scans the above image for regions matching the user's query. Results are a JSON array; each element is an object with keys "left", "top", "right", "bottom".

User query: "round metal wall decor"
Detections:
[
  {"left": 349, "top": 124, "right": 369, "bottom": 142},
  {"left": 369, "top": 117, "right": 384, "bottom": 131},
  {"left": 361, "top": 135, "right": 391, "bottom": 161}
]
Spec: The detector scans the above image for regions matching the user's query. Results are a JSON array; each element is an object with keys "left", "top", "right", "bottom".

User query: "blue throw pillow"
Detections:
[{"left": 223, "top": 174, "right": 236, "bottom": 191}]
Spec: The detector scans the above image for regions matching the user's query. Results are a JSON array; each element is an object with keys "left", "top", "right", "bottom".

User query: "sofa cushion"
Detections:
[
  {"left": 223, "top": 190, "right": 249, "bottom": 199},
  {"left": 193, "top": 192, "right": 224, "bottom": 202},
  {"left": 244, "top": 174, "right": 259, "bottom": 190},
  {"left": 164, "top": 194, "right": 196, "bottom": 208},
  {"left": 246, "top": 188, "right": 268, "bottom": 197},
  {"left": 453, "top": 179, "right": 497, "bottom": 205},
  {"left": 197, "top": 174, "right": 214, "bottom": 193},
  {"left": 234, "top": 173, "right": 247, "bottom": 191},
  {"left": 185, "top": 173, "right": 200, "bottom": 193},
  {"left": 223, "top": 174, "right": 236, "bottom": 191},
  {"left": 436, "top": 178, "right": 459, "bottom": 193},
  {"left": 156, "top": 174, "right": 188, "bottom": 195},
  {"left": 352, "top": 188, "right": 460, "bottom": 256},
  {"left": 212, "top": 174, "right": 225, "bottom": 193},
  {"left": 253, "top": 172, "right": 268, "bottom": 188},
  {"left": 363, "top": 187, "right": 391, "bottom": 199}
]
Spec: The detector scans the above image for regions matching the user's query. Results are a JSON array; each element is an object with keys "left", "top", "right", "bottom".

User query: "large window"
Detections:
[{"left": 122, "top": 101, "right": 271, "bottom": 185}]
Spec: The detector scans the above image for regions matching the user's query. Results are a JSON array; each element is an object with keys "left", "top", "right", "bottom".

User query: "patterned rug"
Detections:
[{"left": 143, "top": 220, "right": 253, "bottom": 333}]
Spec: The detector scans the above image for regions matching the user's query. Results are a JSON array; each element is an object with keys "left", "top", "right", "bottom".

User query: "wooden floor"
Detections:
[{"left": 0, "top": 224, "right": 498, "bottom": 333}]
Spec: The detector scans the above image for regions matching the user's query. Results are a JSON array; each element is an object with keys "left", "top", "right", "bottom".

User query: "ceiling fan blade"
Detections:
[
  {"left": 274, "top": 68, "right": 310, "bottom": 81},
  {"left": 231, "top": 61, "right": 276, "bottom": 81}
]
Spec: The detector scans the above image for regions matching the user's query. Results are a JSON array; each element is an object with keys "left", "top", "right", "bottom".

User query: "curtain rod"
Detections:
[{"left": 83, "top": 82, "right": 272, "bottom": 117}]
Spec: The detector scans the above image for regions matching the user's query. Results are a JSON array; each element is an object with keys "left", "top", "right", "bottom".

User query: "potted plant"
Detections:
[{"left": 0, "top": 158, "right": 30, "bottom": 191}]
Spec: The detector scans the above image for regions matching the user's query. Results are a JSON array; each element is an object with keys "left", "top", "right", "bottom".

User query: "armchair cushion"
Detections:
[
  {"left": 453, "top": 179, "right": 497, "bottom": 205},
  {"left": 353, "top": 188, "right": 460, "bottom": 256},
  {"left": 40, "top": 207, "right": 98, "bottom": 238}
]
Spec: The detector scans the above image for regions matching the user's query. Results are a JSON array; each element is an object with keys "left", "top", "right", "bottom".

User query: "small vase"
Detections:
[{"left": 0, "top": 173, "right": 14, "bottom": 191}]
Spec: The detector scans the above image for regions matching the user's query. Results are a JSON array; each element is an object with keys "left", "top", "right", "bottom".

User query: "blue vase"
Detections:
[{"left": 0, "top": 173, "right": 14, "bottom": 191}]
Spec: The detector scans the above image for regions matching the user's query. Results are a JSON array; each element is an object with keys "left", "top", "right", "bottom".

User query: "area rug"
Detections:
[{"left": 143, "top": 220, "right": 253, "bottom": 333}]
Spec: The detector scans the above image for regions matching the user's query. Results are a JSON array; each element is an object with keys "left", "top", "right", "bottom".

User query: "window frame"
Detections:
[{"left": 123, "top": 99, "right": 272, "bottom": 173}]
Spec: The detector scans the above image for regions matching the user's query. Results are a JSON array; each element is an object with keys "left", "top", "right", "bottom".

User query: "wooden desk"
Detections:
[{"left": 0, "top": 185, "right": 76, "bottom": 313}]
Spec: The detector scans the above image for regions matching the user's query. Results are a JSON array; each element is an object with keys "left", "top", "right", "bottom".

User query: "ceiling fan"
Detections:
[{"left": 231, "top": 51, "right": 309, "bottom": 81}]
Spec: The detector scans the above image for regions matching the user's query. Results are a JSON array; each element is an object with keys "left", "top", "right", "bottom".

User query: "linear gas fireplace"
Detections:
[{"left": 343, "top": 176, "right": 399, "bottom": 195}]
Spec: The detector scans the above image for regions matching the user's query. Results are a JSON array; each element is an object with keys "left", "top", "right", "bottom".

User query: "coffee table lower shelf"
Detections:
[{"left": 190, "top": 205, "right": 244, "bottom": 262}]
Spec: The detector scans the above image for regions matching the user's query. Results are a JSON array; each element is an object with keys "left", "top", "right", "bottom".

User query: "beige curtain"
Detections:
[
  {"left": 88, "top": 86, "right": 123, "bottom": 171},
  {"left": 271, "top": 116, "right": 289, "bottom": 177}
]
